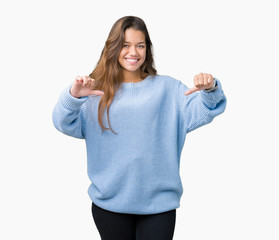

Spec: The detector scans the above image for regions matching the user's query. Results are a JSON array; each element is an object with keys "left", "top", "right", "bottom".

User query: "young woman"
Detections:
[{"left": 53, "top": 16, "right": 227, "bottom": 240}]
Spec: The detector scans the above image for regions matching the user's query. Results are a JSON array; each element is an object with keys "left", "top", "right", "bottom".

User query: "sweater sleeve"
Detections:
[
  {"left": 177, "top": 78, "right": 227, "bottom": 134},
  {"left": 52, "top": 85, "right": 88, "bottom": 139}
]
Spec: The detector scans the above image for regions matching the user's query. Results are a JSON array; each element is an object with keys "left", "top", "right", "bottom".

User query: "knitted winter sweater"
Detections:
[{"left": 52, "top": 74, "right": 227, "bottom": 214}]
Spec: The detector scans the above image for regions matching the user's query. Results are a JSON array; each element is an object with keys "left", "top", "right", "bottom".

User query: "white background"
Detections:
[{"left": 1, "top": 0, "right": 278, "bottom": 239}]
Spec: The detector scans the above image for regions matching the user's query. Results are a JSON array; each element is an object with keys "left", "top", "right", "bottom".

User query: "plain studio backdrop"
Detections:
[{"left": 0, "top": 0, "right": 278, "bottom": 239}]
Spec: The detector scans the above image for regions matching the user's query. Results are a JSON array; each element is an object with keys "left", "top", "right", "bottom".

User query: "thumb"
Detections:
[
  {"left": 184, "top": 86, "right": 199, "bottom": 95},
  {"left": 89, "top": 90, "right": 105, "bottom": 96}
]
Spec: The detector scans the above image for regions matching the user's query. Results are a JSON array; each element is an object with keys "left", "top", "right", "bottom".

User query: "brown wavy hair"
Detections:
[{"left": 89, "top": 16, "right": 157, "bottom": 134}]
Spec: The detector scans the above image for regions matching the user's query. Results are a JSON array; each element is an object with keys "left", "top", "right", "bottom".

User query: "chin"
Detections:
[{"left": 124, "top": 66, "right": 141, "bottom": 72}]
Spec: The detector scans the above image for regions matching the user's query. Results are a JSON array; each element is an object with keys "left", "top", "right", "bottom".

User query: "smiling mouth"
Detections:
[{"left": 125, "top": 58, "right": 140, "bottom": 63}]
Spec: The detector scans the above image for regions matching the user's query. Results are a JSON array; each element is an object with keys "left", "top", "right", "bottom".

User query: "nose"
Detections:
[{"left": 129, "top": 45, "right": 138, "bottom": 55}]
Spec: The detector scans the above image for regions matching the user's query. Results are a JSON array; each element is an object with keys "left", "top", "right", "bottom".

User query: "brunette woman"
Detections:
[{"left": 53, "top": 16, "right": 226, "bottom": 240}]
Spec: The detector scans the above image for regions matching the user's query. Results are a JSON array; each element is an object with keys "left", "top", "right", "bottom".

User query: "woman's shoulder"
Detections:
[{"left": 151, "top": 74, "right": 180, "bottom": 86}]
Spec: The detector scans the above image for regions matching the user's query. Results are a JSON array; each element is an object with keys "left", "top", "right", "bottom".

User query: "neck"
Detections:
[{"left": 122, "top": 70, "right": 145, "bottom": 83}]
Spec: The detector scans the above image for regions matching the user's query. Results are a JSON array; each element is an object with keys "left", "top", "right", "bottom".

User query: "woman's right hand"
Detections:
[{"left": 70, "top": 75, "right": 104, "bottom": 98}]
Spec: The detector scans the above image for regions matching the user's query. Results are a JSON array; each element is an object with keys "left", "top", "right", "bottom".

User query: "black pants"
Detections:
[{"left": 91, "top": 202, "right": 176, "bottom": 240}]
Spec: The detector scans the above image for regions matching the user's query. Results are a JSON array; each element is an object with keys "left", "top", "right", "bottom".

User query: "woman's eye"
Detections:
[
  {"left": 138, "top": 45, "right": 145, "bottom": 48},
  {"left": 123, "top": 45, "right": 129, "bottom": 48}
]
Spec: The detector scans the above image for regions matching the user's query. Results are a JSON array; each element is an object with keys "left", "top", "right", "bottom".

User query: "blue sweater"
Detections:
[{"left": 52, "top": 75, "right": 227, "bottom": 214}]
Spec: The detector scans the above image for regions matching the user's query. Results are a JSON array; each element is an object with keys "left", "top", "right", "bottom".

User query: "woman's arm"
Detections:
[
  {"left": 52, "top": 85, "right": 88, "bottom": 139},
  {"left": 177, "top": 73, "right": 227, "bottom": 134},
  {"left": 52, "top": 75, "right": 104, "bottom": 139}
]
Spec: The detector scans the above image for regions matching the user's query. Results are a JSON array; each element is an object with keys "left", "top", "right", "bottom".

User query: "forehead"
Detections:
[{"left": 124, "top": 28, "right": 145, "bottom": 43}]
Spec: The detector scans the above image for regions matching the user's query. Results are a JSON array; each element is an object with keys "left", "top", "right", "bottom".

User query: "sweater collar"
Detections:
[{"left": 120, "top": 75, "right": 152, "bottom": 89}]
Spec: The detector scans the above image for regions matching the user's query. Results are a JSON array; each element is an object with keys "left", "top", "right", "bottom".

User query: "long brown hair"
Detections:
[{"left": 89, "top": 16, "right": 157, "bottom": 134}]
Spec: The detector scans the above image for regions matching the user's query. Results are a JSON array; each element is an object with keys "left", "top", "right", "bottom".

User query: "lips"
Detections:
[{"left": 125, "top": 58, "right": 140, "bottom": 65}]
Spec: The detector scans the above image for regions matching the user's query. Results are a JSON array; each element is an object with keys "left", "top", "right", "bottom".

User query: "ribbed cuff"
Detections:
[
  {"left": 59, "top": 84, "right": 88, "bottom": 111},
  {"left": 200, "top": 78, "right": 224, "bottom": 104}
]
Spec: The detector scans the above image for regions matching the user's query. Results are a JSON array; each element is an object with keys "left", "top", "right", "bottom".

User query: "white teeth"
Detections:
[{"left": 126, "top": 59, "right": 138, "bottom": 62}]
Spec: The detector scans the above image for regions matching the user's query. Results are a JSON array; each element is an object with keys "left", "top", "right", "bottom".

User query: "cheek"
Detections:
[
  {"left": 141, "top": 51, "right": 146, "bottom": 61},
  {"left": 119, "top": 48, "right": 128, "bottom": 57},
  {"left": 118, "top": 52, "right": 125, "bottom": 66}
]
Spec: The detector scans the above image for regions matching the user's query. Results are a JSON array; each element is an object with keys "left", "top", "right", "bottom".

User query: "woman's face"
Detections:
[{"left": 118, "top": 28, "right": 146, "bottom": 74}]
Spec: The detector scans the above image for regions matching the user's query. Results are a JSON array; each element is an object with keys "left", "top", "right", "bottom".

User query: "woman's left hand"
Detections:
[{"left": 184, "top": 73, "right": 215, "bottom": 95}]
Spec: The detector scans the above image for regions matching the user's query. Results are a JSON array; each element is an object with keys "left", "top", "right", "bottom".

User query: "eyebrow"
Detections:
[{"left": 124, "top": 41, "right": 146, "bottom": 44}]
